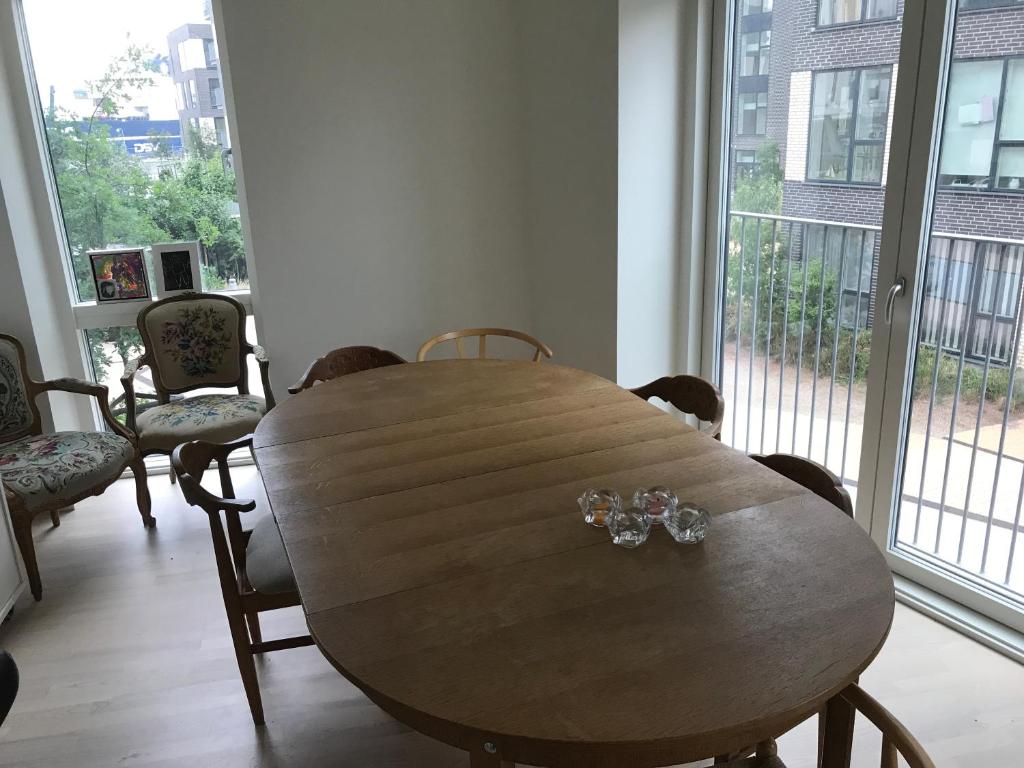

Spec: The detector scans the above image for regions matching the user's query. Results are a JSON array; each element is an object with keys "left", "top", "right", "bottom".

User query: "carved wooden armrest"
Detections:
[
  {"left": 38, "top": 377, "right": 135, "bottom": 443},
  {"left": 119, "top": 357, "right": 147, "bottom": 433},
  {"left": 249, "top": 344, "right": 276, "bottom": 411}
]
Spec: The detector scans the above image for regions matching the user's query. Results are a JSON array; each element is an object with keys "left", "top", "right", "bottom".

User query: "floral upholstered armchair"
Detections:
[
  {"left": 0, "top": 333, "right": 151, "bottom": 601},
  {"left": 122, "top": 293, "right": 275, "bottom": 497}
]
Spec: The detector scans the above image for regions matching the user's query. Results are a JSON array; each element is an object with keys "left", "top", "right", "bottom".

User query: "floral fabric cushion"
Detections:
[
  {"left": 143, "top": 299, "right": 243, "bottom": 391},
  {"left": 136, "top": 394, "right": 265, "bottom": 452},
  {"left": 0, "top": 339, "right": 32, "bottom": 439},
  {"left": 0, "top": 431, "right": 133, "bottom": 511}
]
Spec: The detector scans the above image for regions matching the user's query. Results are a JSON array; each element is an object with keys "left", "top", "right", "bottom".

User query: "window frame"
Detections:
[
  {"left": 938, "top": 55, "right": 1024, "bottom": 194},
  {"left": 816, "top": 0, "right": 898, "bottom": 28},
  {"left": 806, "top": 64, "right": 893, "bottom": 186},
  {"left": 741, "top": 0, "right": 774, "bottom": 16}
]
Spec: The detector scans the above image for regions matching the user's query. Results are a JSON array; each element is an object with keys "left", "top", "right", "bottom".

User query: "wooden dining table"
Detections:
[{"left": 252, "top": 359, "right": 895, "bottom": 768}]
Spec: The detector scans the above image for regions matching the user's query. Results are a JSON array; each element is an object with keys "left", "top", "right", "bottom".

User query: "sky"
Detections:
[{"left": 22, "top": 0, "right": 209, "bottom": 121}]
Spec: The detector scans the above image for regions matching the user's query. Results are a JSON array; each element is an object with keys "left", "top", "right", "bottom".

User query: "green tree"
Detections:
[{"left": 731, "top": 140, "right": 783, "bottom": 215}]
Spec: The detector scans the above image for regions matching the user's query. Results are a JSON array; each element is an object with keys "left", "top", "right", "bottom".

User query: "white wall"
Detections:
[
  {"left": 617, "top": 0, "right": 683, "bottom": 387},
  {"left": 519, "top": 0, "right": 619, "bottom": 380},
  {"left": 216, "top": 0, "right": 620, "bottom": 393},
  {"left": 218, "top": 0, "right": 537, "bottom": 394}
]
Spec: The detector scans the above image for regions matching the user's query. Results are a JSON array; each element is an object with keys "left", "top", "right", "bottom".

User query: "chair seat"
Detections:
[
  {"left": 721, "top": 757, "right": 786, "bottom": 768},
  {"left": 245, "top": 514, "right": 296, "bottom": 595},
  {"left": 136, "top": 394, "right": 265, "bottom": 452},
  {"left": 0, "top": 431, "right": 134, "bottom": 511}
]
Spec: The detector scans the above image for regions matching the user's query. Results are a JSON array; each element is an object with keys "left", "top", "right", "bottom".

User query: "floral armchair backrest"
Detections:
[
  {"left": 0, "top": 336, "right": 34, "bottom": 442},
  {"left": 140, "top": 296, "right": 244, "bottom": 394}
]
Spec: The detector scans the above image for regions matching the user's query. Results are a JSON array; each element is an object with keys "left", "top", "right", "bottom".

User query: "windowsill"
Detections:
[
  {"left": 71, "top": 290, "right": 253, "bottom": 330},
  {"left": 937, "top": 185, "right": 1024, "bottom": 196},
  {"left": 793, "top": 178, "right": 885, "bottom": 189},
  {"left": 813, "top": 15, "right": 900, "bottom": 31}
]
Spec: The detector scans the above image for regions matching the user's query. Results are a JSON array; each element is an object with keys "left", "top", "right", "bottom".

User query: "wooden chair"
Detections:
[
  {"left": 122, "top": 293, "right": 275, "bottom": 494},
  {"left": 629, "top": 375, "right": 725, "bottom": 439},
  {"left": 722, "top": 684, "right": 935, "bottom": 768},
  {"left": 417, "top": 328, "right": 553, "bottom": 362},
  {"left": 171, "top": 435, "right": 313, "bottom": 726},
  {"left": 749, "top": 453, "right": 853, "bottom": 517},
  {"left": 725, "top": 452, "right": 852, "bottom": 765},
  {"left": 0, "top": 333, "right": 151, "bottom": 601},
  {"left": 0, "top": 651, "right": 18, "bottom": 728},
  {"left": 288, "top": 345, "right": 405, "bottom": 394}
]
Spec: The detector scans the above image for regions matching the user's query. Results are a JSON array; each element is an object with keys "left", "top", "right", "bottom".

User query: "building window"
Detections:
[
  {"left": 742, "top": 0, "right": 774, "bottom": 14},
  {"left": 210, "top": 77, "right": 223, "bottom": 109},
  {"left": 817, "top": 0, "right": 897, "bottom": 26},
  {"left": 741, "top": 31, "right": 771, "bottom": 77},
  {"left": 735, "top": 149, "right": 759, "bottom": 179},
  {"left": 204, "top": 38, "right": 218, "bottom": 67},
  {"left": 807, "top": 66, "right": 892, "bottom": 184},
  {"left": 738, "top": 92, "right": 768, "bottom": 135},
  {"left": 939, "top": 57, "right": 1024, "bottom": 192}
]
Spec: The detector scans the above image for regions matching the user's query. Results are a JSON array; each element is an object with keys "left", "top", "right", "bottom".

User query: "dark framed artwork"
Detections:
[
  {"left": 152, "top": 242, "right": 202, "bottom": 297},
  {"left": 88, "top": 249, "right": 151, "bottom": 303}
]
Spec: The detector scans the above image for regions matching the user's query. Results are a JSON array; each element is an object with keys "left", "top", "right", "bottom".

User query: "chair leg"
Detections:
[
  {"left": 11, "top": 513, "right": 42, "bottom": 601},
  {"left": 227, "top": 609, "right": 264, "bottom": 725},
  {"left": 245, "top": 610, "right": 263, "bottom": 645},
  {"left": 130, "top": 459, "right": 156, "bottom": 528},
  {"left": 49, "top": 509, "right": 61, "bottom": 527},
  {"left": 169, "top": 467, "right": 177, "bottom": 486}
]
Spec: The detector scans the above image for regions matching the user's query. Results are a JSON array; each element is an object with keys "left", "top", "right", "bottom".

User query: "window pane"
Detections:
[
  {"left": 865, "top": 0, "right": 896, "bottom": 19},
  {"left": 999, "top": 59, "right": 1024, "bottom": 141},
  {"left": 738, "top": 92, "right": 768, "bottom": 135},
  {"left": 852, "top": 143, "right": 884, "bottom": 182},
  {"left": 760, "top": 31, "right": 772, "bottom": 76},
  {"left": 996, "top": 146, "right": 1024, "bottom": 190},
  {"left": 808, "top": 70, "right": 856, "bottom": 180},
  {"left": 741, "top": 33, "right": 760, "bottom": 76},
  {"left": 819, "top": 0, "right": 861, "bottom": 25},
  {"left": 937, "top": 59, "right": 1004, "bottom": 186},
  {"left": 856, "top": 67, "right": 891, "bottom": 140},
  {"left": 22, "top": 1, "right": 248, "bottom": 303}
]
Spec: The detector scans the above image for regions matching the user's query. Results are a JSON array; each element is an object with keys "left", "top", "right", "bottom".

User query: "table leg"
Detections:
[
  {"left": 819, "top": 693, "right": 856, "bottom": 768},
  {"left": 468, "top": 744, "right": 514, "bottom": 768}
]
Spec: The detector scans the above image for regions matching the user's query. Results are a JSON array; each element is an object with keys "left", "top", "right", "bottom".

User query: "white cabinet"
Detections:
[{"left": 0, "top": 479, "right": 25, "bottom": 620}]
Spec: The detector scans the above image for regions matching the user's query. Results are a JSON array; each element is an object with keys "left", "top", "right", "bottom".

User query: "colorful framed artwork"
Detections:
[
  {"left": 88, "top": 248, "right": 151, "bottom": 303},
  {"left": 152, "top": 242, "right": 202, "bottom": 297}
]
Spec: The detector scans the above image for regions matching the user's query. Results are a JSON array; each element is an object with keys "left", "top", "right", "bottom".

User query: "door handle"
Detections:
[{"left": 884, "top": 277, "right": 906, "bottom": 325}]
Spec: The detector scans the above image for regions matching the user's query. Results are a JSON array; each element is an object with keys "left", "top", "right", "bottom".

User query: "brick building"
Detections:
[{"left": 731, "top": 0, "right": 1024, "bottom": 364}]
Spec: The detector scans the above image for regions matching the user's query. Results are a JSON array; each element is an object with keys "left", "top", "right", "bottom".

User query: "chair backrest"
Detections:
[
  {"left": 417, "top": 328, "right": 553, "bottom": 362},
  {"left": 629, "top": 375, "right": 725, "bottom": 439},
  {"left": 837, "top": 684, "right": 935, "bottom": 768},
  {"left": 172, "top": 437, "right": 257, "bottom": 598},
  {"left": 0, "top": 650, "right": 18, "bottom": 728},
  {"left": 288, "top": 346, "right": 406, "bottom": 394},
  {"left": 750, "top": 453, "right": 853, "bottom": 517},
  {"left": 0, "top": 335, "right": 40, "bottom": 444},
  {"left": 138, "top": 293, "right": 249, "bottom": 401}
]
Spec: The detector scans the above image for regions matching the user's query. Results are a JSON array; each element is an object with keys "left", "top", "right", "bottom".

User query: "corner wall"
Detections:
[{"left": 217, "top": 0, "right": 536, "bottom": 394}]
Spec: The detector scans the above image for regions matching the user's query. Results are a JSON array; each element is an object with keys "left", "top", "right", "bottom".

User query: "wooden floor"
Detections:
[{"left": 0, "top": 468, "right": 1021, "bottom": 768}]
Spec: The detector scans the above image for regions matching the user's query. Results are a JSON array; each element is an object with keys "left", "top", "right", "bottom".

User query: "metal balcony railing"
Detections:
[{"left": 722, "top": 211, "right": 1024, "bottom": 599}]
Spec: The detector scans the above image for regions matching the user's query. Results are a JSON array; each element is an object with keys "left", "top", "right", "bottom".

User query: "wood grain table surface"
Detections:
[{"left": 252, "top": 360, "right": 895, "bottom": 767}]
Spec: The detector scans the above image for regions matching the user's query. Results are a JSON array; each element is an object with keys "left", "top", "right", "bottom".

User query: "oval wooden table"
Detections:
[{"left": 253, "top": 360, "right": 895, "bottom": 768}]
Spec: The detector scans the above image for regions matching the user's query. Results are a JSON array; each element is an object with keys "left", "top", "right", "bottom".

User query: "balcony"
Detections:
[{"left": 723, "top": 211, "right": 1024, "bottom": 602}]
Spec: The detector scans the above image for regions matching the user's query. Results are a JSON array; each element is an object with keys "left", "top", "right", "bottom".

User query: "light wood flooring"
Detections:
[{"left": 0, "top": 468, "right": 1021, "bottom": 767}]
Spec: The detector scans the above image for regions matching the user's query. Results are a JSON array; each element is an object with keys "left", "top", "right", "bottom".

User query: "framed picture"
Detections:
[
  {"left": 152, "top": 242, "right": 202, "bottom": 297},
  {"left": 88, "top": 248, "right": 150, "bottom": 303}
]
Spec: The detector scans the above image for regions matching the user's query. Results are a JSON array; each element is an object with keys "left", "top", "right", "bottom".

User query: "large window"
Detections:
[
  {"left": 807, "top": 66, "right": 892, "bottom": 184},
  {"left": 738, "top": 91, "right": 768, "bottom": 135},
  {"left": 817, "top": 0, "right": 897, "bottom": 26},
  {"left": 938, "top": 57, "right": 1024, "bottom": 192},
  {"left": 20, "top": 0, "right": 253, "bottom": 423},
  {"left": 740, "top": 31, "right": 771, "bottom": 77}
]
